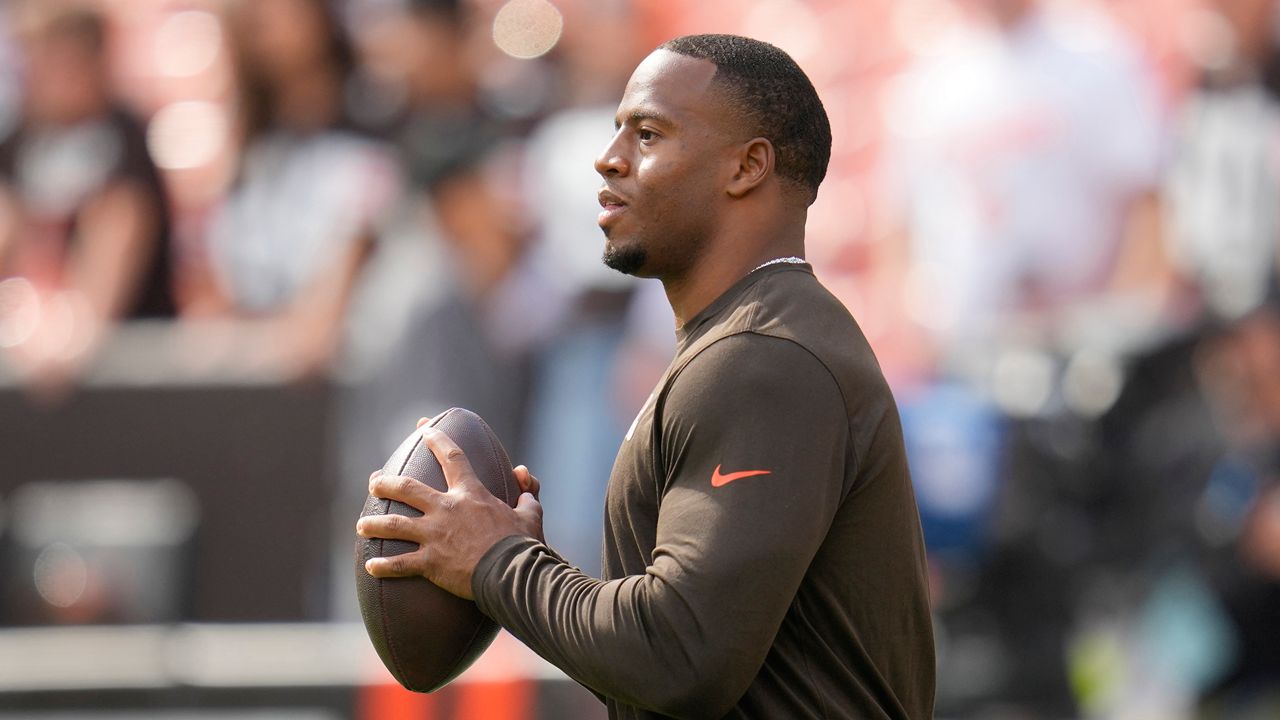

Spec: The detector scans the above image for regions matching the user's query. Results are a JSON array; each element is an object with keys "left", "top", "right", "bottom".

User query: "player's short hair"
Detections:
[{"left": 660, "top": 34, "right": 831, "bottom": 204}]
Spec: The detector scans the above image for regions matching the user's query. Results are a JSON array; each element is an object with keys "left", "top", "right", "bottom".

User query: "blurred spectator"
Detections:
[
  {"left": 335, "top": 144, "right": 540, "bottom": 619},
  {"left": 355, "top": 0, "right": 511, "bottom": 188},
  {"left": 1139, "top": 5, "right": 1280, "bottom": 710},
  {"left": 182, "top": 0, "right": 397, "bottom": 381},
  {"left": 1195, "top": 302, "right": 1280, "bottom": 713},
  {"left": 882, "top": 0, "right": 1168, "bottom": 362},
  {"left": 341, "top": 140, "right": 533, "bottom": 484},
  {"left": 333, "top": 0, "right": 537, "bottom": 616},
  {"left": 516, "top": 0, "right": 673, "bottom": 576},
  {"left": 879, "top": 0, "right": 1172, "bottom": 713},
  {"left": 0, "top": 3, "right": 174, "bottom": 398},
  {"left": 1164, "top": 0, "right": 1280, "bottom": 322}
]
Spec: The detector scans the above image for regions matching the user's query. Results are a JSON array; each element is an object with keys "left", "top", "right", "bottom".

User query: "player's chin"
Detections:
[{"left": 601, "top": 240, "right": 648, "bottom": 277}]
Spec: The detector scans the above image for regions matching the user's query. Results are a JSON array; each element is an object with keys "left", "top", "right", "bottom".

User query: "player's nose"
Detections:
[{"left": 594, "top": 130, "right": 628, "bottom": 177}]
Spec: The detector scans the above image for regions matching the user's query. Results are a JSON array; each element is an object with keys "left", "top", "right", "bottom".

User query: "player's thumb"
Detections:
[{"left": 515, "top": 492, "right": 545, "bottom": 542}]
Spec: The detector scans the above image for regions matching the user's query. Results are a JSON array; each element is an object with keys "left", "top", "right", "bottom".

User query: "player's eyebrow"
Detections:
[{"left": 614, "top": 109, "right": 677, "bottom": 131}]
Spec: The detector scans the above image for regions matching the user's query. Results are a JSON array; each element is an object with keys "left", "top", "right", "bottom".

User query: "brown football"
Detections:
[{"left": 355, "top": 407, "right": 520, "bottom": 692}]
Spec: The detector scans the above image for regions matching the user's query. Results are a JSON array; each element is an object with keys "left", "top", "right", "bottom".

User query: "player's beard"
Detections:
[{"left": 602, "top": 241, "right": 647, "bottom": 276}]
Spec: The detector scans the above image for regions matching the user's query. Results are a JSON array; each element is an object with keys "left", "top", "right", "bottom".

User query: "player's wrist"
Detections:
[{"left": 471, "top": 534, "right": 541, "bottom": 612}]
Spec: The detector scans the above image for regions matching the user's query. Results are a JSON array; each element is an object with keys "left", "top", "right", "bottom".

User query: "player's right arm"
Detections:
[{"left": 472, "top": 333, "right": 853, "bottom": 718}]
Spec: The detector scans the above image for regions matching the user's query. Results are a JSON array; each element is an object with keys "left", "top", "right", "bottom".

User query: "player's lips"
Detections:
[{"left": 597, "top": 188, "right": 629, "bottom": 227}]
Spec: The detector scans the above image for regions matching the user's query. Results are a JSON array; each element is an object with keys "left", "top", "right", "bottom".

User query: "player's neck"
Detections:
[{"left": 664, "top": 219, "right": 806, "bottom": 328}]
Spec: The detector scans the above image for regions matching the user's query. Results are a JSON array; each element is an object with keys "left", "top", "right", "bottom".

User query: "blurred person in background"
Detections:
[
  {"left": 878, "top": 0, "right": 1171, "bottom": 713},
  {"left": 181, "top": 0, "right": 397, "bottom": 381},
  {"left": 334, "top": 0, "right": 537, "bottom": 617},
  {"left": 1180, "top": 4, "right": 1280, "bottom": 713},
  {"left": 355, "top": 0, "right": 510, "bottom": 190},
  {"left": 517, "top": 0, "right": 673, "bottom": 577},
  {"left": 1164, "top": 0, "right": 1280, "bottom": 323},
  {"left": 881, "top": 0, "right": 1169, "bottom": 363},
  {"left": 334, "top": 138, "right": 536, "bottom": 619},
  {"left": 1077, "top": 1, "right": 1280, "bottom": 715},
  {"left": 1194, "top": 301, "right": 1280, "bottom": 715},
  {"left": 0, "top": 2, "right": 174, "bottom": 400}
]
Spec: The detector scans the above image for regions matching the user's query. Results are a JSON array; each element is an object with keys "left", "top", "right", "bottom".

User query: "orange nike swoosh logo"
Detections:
[{"left": 711, "top": 464, "right": 772, "bottom": 487}]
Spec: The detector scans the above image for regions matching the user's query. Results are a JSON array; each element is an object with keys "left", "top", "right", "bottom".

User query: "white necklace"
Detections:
[{"left": 750, "top": 256, "right": 806, "bottom": 273}]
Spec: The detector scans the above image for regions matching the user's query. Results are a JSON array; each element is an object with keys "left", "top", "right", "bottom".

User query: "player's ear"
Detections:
[{"left": 726, "top": 137, "right": 773, "bottom": 199}]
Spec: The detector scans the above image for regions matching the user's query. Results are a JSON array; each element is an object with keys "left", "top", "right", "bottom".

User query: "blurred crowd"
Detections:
[{"left": 1, "top": 0, "right": 1279, "bottom": 717}]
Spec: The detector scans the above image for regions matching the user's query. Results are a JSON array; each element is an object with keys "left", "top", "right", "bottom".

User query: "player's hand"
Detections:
[
  {"left": 356, "top": 426, "right": 544, "bottom": 599},
  {"left": 416, "top": 413, "right": 543, "bottom": 508},
  {"left": 513, "top": 465, "right": 540, "bottom": 498}
]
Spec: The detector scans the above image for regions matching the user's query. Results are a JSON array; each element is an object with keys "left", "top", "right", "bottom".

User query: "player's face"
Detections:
[{"left": 595, "top": 50, "right": 736, "bottom": 278}]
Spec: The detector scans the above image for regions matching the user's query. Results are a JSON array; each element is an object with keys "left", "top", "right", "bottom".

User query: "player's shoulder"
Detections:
[
  {"left": 748, "top": 270, "right": 880, "bottom": 373},
  {"left": 662, "top": 330, "right": 845, "bottom": 432},
  {"left": 698, "top": 267, "right": 855, "bottom": 342},
  {"left": 668, "top": 267, "right": 886, "bottom": 401}
]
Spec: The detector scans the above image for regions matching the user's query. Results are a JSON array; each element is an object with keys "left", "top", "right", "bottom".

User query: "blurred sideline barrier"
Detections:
[
  {"left": 0, "top": 624, "right": 604, "bottom": 719},
  {"left": 0, "top": 320, "right": 604, "bottom": 717},
  {"left": 0, "top": 321, "right": 333, "bottom": 624}
]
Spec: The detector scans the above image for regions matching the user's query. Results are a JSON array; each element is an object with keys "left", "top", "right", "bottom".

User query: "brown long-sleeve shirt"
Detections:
[{"left": 474, "top": 263, "right": 935, "bottom": 718}]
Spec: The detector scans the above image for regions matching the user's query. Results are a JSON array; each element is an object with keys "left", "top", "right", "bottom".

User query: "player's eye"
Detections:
[{"left": 637, "top": 128, "right": 657, "bottom": 143}]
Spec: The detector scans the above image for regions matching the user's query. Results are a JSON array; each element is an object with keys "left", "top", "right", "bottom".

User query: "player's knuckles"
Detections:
[
  {"left": 378, "top": 513, "right": 416, "bottom": 536},
  {"left": 358, "top": 515, "right": 397, "bottom": 539},
  {"left": 437, "top": 496, "right": 456, "bottom": 512},
  {"left": 380, "top": 552, "right": 423, "bottom": 577},
  {"left": 369, "top": 473, "right": 396, "bottom": 496},
  {"left": 378, "top": 556, "right": 406, "bottom": 576},
  {"left": 396, "top": 475, "right": 424, "bottom": 497},
  {"left": 372, "top": 474, "right": 418, "bottom": 499},
  {"left": 445, "top": 446, "right": 466, "bottom": 462}
]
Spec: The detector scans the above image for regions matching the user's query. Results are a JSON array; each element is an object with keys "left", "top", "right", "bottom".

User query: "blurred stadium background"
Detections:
[{"left": 1, "top": 0, "right": 1278, "bottom": 717}]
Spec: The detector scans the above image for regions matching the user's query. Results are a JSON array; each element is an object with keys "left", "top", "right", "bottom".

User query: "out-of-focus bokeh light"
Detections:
[
  {"left": 992, "top": 347, "right": 1055, "bottom": 417},
  {"left": 893, "top": 0, "right": 961, "bottom": 57},
  {"left": 1063, "top": 349, "right": 1124, "bottom": 418},
  {"left": 903, "top": 263, "right": 957, "bottom": 333},
  {"left": 0, "top": 277, "right": 41, "bottom": 348},
  {"left": 492, "top": 0, "right": 564, "bottom": 59},
  {"left": 33, "top": 542, "right": 89, "bottom": 609},
  {"left": 1179, "top": 7, "right": 1236, "bottom": 72},
  {"left": 882, "top": 77, "right": 932, "bottom": 140},
  {"left": 41, "top": 290, "right": 92, "bottom": 360},
  {"left": 146, "top": 100, "right": 228, "bottom": 170},
  {"left": 739, "top": 0, "right": 822, "bottom": 65},
  {"left": 153, "top": 10, "right": 223, "bottom": 78}
]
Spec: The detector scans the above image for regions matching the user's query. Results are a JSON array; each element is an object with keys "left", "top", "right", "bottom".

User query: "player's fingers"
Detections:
[
  {"left": 420, "top": 427, "right": 480, "bottom": 491},
  {"left": 515, "top": 492, "right": 543, "bottom": 521},
  {"left": 364, "top": 550, "right": 424, "bottom": 579},
  {"left": 356, "top": 513, "right": 425, "bottom": 543},
  {"left": 513, "top": 465, "right": 540, "bottom": 499},
  {"left": 368, "top": 473, "right": 439, "bottom": 510},
  {"left": 515, "top": 492, "right": 545, "bottom": 542},
  {"left": 415, "top": 410, "right": 447, "bottom": 430},
  {"left": 369, "top": 469, "right": 383, "bottom": 482}
]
